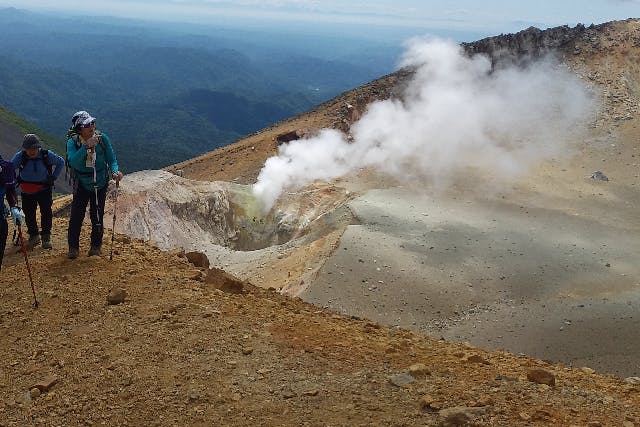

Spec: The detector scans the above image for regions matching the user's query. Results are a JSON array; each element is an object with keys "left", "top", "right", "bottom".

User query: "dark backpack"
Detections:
[
  {"left": 1, "top": 156, "right": 17, "bottom": 217},
  {"left": 17, "top": 149, "right": 54, "bottom": 186},
  {"left": 0, "top": 155, "right": 16, "bottom": 187}
]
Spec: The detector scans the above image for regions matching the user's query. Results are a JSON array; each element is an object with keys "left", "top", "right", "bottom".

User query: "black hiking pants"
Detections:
[
  {"left": 0, "top": 216, "right": 7, "bottom": 271},
  {"left": 68, "top": 185, "right": 107, "bottom": 250},
  {"left": 21, "top": 187, "right": 53, "bottom": 238}
]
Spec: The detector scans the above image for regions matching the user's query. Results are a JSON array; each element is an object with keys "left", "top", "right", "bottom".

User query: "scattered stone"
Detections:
[
  {"left": 107, "top": 288, "right": 127, "bottom": 305},
  {"left": 29, "top": 388, "right": 41, "bottom": 399},
  {"left": 185, "top": 251, "right": 210, "bottom": 269},
  {"left": 388, "top": 373, "right": 415, "bottom": 388},
  {"left": 407, "top": 363, "right": 431, "bottom": 379},
  {"left": 204, "top": 268, "right": 245, "bottom": 294},
  {"left": 30, "top": 375, "right": 58, "bottom": 393},
  {"left": 419, "top": 394, "right": 445, "bottom": 411},
  {"left": 438, "top": 406, "right": 486, "bottom": 426},
  {"left": 532, "top": 409, "right": 554, "bottom": 422},
  {"left": 590, "top": 170, "right": 609, "bottom": 181},
  {"left": 115, "top": 235, "right": 132, "bottom": 244},
  {"left": 275, "top": 129, "right": 307, "bottom": 144},
  {"left": 463, "top": 354, "right": 490, "bottom": 365},
  {"left": 470, "top": 395, "right": 494, "bottom": 407},
  {"left": 527, "top": 368, "right": 556, "bottom": 386},
  {"left": 282, "top": 389, "right": 296, "bottom": 399},
  {"left": 624, "top": 377, "right": 640, "bottom": 385}
]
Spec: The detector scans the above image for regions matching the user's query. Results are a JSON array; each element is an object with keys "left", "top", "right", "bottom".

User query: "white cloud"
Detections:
[{"left": 253, "top": 38, "right": 598, "bottom": 210}]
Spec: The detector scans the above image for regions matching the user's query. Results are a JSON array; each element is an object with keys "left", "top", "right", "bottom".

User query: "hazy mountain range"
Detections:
[{"left": 0, "top": 7, "right": 401, "bottom": 171}]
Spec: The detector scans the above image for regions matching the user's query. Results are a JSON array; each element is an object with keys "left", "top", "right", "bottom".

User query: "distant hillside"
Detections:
[
  {"left": 0, "top": 106, "right": 71, "bottom": 193},
  {"left": 0, "top": 7, "right": 399, "bottom": 172}
]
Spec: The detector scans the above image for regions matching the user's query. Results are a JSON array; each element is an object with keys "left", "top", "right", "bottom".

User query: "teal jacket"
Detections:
[{"left": 66, "top": 131, "right": 119, "bottom": 191}]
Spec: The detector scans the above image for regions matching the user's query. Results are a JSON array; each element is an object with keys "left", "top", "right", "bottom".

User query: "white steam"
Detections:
[{"left": 253, "top": 38, "right": 597, "bottom": 210}]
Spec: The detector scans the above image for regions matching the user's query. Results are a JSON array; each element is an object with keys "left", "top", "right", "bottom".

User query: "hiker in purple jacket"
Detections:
[{"left": 0, "top": 156, "right": 24, "bottom": 270}]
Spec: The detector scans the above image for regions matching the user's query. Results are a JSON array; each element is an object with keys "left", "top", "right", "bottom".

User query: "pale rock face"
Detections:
[
  {"left": 105, "top": 170, "right": 349, "bottom": 254},
  {"left": 106, "top": 170, "right": 274, "bottom": 251}
]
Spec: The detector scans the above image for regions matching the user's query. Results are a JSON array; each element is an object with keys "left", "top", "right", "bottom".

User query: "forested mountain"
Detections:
[{"left": 0, "top": 7, "right": 401, "bottom": 171}]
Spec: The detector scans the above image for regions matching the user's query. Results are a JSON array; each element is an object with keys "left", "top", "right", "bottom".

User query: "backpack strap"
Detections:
[
  {"left": 41, "top": 149, "right": 54, "bottom": 176},
  {"left": 17, "top": 151, "right": 29, "bottom": 184}
]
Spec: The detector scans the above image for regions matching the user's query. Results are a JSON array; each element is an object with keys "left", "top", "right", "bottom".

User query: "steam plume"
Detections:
[{"left": 253, "top": 38, "right": 597, "bottom": 210}]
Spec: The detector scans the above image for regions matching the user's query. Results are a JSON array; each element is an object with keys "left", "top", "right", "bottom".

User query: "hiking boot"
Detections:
[
  {"left": 67, "top": 247, "right": 79, "bottom": 259},
  {"left": 88, "top": 245, "right": 102, "bottom": 257},
  {"left": 41, "top": 233, "right": 52, "bottom": 249},
  {"left": 28, "top": 234, "right": 41, "bottom": 247}
]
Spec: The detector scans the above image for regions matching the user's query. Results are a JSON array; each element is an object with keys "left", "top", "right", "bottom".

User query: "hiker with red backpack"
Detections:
[
  {"left": 1, "top": 155, "right": 25, "bottom": 270},
  {"left": 11, "top": 134, "right": 65, "bottom": 250},
  {"left": 66, "top": 111, "right": 123, "bottom": 259}
]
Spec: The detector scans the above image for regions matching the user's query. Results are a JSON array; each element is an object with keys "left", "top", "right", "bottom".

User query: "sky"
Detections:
[{"left": 0, "top": 0, "right": 638, "bottom": 40}]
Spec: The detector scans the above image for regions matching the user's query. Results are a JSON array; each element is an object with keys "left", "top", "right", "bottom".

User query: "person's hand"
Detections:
[
  {"left": 85, "top": 134, "right": 100, "bottom": 149},
  {"left": 112, "top": 171, "right": 123, "bottom": 182},
  {"left": 10, "top": 207, "right": 24, "bottom": 227}
]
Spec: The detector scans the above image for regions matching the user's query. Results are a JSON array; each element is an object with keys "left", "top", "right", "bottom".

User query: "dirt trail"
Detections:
[{"left": 1, "top": 218, "right": 639, "bottom": 426}]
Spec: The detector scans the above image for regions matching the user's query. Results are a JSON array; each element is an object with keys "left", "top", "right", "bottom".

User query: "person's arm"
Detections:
[
  {"left": 11, "top": 151, "right": 22, "bottom": 174},
  {"left": 100, "top": 133, "right": 119, "bottom": 174},
  {"left": 100, "top": 133, "right": 123, "bottom": 182},
  {"left": 66, "top": 138, "right": 88, "bottom": 171},
  {"left": 3, "top": 164, "right": 24, "bottom": 226},
  {"left": 5, "top": 184, "right": 18, "bottom": 208},
  {"left": 51, "top": 151, "right": 65, "bottom": 179},
  {"left": 7, "top": 188, "right": 24, "bottom": 226}
]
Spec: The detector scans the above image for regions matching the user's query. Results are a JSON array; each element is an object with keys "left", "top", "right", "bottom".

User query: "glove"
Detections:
[
  {"left": 10, "top": 207, "right": 24, "bottom": 227},
  {"left": 112, "top": 171, "right": 123, "bottom": 182}
]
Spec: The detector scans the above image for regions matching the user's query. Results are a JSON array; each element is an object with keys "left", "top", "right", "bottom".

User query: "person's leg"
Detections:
[
  {"left": 88, "top": 186, "right": 107, "bottom": 255},
  {"left": 21, "top": 192, "right": 40, "bottom": 244},
  {"left": 67, "top": 186, "right": 90, "bottom": 258},
  {"left": 0, "top": 217, "right": 7, "bottom": 270},
  {"left": 38, "top": 187, "right": 53, "bottom": 249}
]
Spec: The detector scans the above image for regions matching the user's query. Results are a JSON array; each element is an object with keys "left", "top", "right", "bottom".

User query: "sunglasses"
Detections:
[{"left": 81, "top": 121, "right": 96, "bottom": 128}]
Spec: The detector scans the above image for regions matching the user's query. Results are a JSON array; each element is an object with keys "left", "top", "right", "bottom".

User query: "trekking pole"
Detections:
[
  {"left": 16, "top": 225, "right": 39, "bottom": 308},
  {"left": 93, "top": 163, "right": 102, "bottom": 231},
  {"left": 109, "top": 180, "right": 120, "bottom": 261}
]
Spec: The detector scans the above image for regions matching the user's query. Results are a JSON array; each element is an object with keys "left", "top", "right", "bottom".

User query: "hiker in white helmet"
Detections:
[{"left": 65, "top": 111, "right": 123, "bottom": 259}]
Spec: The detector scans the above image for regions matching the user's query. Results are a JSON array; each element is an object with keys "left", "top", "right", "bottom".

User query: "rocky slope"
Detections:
[
  {"left": 2, "top": 19, "right": 640, "bottom": 426},
  {"left": 1, "top": 218, "right": 639, "bottom": 426}
]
